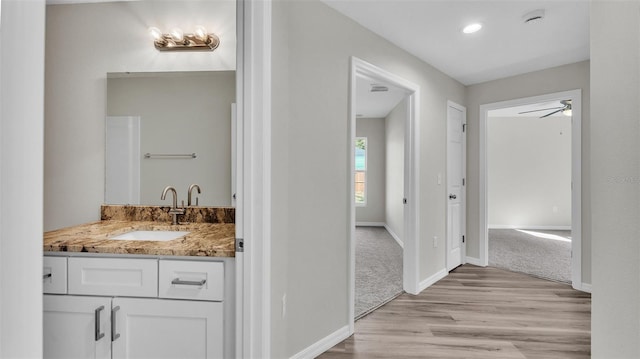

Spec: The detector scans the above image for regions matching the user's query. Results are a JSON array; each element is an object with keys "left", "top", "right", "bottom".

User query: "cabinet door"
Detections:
[
  {"left": 112, "top": 298, "right": 223, "bottom": 359},
  {"left": 43, "top": 295, "right": 111, "bottom": 359}
]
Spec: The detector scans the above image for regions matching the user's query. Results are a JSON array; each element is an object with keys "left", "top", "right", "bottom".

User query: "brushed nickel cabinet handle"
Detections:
[
  {"left": 95, "top": 306, "right": 105, "bottom": 341},
  {"left": 111, "top": 306, "right": 121, "bottom": 341},
  {"left": 171, "top": 278, "right": 206, "bottom": 286}
]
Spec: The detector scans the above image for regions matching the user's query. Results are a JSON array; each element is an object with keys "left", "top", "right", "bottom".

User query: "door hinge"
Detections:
[
  {"left": 236, "top": 238, "right": 244, "bottom": 252},
  {"left": 462, "top": 235, "right": 465, "bottom": 243},
  {"left": 462, "top": 178, "right": 465, "bottom": 186},
  {"left": 403, "top": 198, "right": 407, "bottom": 204},
  {"left": 462, "top": 123, "right": 466, "bottom": 132}
]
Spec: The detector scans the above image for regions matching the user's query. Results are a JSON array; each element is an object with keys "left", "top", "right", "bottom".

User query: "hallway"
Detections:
[{"left": 320, "top": 265, "right": 590, "bottom": 358}]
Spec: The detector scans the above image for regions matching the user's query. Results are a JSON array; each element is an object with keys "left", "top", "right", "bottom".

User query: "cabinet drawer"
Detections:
[
  {"left": 68, "top": 257, "right": 158, "bottom": 297},
  {"left": 43, "top": 256, "right": 67, "bottom": 294},
  {"left": 159, "top": 260, "right": 224, "bottom": 301}
]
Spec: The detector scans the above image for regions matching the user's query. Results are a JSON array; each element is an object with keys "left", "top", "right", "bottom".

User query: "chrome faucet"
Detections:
[
  {"left": 188, "top": 184, "right": 201, "bottom": 207},
  {"left": 161, "top": 186, "right": 185, "bottom": 225}
]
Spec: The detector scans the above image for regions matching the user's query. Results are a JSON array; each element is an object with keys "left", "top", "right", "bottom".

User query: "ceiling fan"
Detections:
[{"left": 518, "top": 100, "right": 572, "bottom": 118}]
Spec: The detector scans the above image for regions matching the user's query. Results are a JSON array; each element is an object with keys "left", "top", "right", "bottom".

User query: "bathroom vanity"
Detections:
[{"left": 43, "top": 205, "right": 236, "bottom": 359}]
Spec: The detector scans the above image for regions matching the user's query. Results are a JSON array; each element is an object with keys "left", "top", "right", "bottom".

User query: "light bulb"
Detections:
[
  {"left": 148, "top": 27, "right": 163, "bottom": 40},
  {"left": 170, "top": 28, "right": 184, "bottom": 42},
  {"left": 463, "top": 23, "right": 482, "bottom": 34},
  {"left": 194, "top": 26, "right": 208, "bottom": 41}
]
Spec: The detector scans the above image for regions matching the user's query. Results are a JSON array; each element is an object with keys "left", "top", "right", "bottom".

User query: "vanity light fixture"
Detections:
[{"left": 149, "top": 26, "right": 220, "bottom": 52}]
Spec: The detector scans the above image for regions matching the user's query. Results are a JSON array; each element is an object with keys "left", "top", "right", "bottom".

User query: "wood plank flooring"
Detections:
[{"left": 318, "top": 265, "right": 591, "bottom": 359}]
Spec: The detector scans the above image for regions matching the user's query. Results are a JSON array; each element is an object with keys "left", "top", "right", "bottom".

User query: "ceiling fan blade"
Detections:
[
  {"left": 540, "top": 108, "right": 564, "bottom": 118},
  {"left": 518, "top": 106, "right": 564, "bottom": 115}
]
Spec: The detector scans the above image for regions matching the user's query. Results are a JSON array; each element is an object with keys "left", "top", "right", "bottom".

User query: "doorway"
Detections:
[
  {"left": 353, "top": 77, "right": 406, "bottom": 319},
  {"left": 348, "top": 57, "right": 420, "bottom": 332},
  {"left": 479, "top": 90, "right": 583, "bottom": 289},
  {"left": 487, "top": 100, "right": 572, "bottom": 283}
]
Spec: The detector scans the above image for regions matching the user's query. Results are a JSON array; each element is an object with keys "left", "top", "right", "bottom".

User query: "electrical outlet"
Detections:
[
  {"left": 282, "top": 294, "right": 287, "bottom": 318},
  {"left": 433, "top": 236, "right": 438, "bottom": 248}
]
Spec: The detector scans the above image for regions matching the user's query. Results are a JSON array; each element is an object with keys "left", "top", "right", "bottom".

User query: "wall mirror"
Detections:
[{"left": 105, "top": 71, "right": 236, "bottom": 206}]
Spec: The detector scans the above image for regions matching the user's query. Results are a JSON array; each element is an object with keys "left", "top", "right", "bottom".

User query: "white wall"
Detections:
[
  {"left": 270, "top": 1, "right": 465, "bottom": 356},
  {"left": 0, "top": 0, "right": 45, "bottom": 357},
  {"left": 488, "top": 116, "right": 571, "bottom": 229},
  {"left": 107, "top": 71, "right": 235, "bottom": 206},
  {"left": 385, "top": 99, "right": 406, "bottom": 241},
  {"left": 466, "top": 60, "right": 591, "bottom": 284},
  {"left": 355, "top": 118, "right": 385, "bottom": 223},
  {"left": 44, "top": 1, "right": 236, "bottom": 230},
  {"left": 590, "top": 1, "right": 640, "bottom": 357}
]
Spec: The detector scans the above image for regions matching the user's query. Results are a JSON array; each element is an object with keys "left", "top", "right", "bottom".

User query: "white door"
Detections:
[
  {"left": 44, "top": 295, "right": 112, "bottom": 359},
  {"left": 105, "top": 116, "right": 141, "bottom": 204},
  {"left": 112, "top": 298, "right": 223, "bottom": 359},
  {"left": 447, "top": 102, "right": 466, "bottom": 271}
]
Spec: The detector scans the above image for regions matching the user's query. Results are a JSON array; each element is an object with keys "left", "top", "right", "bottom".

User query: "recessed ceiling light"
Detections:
[{"left": 462, "top": 23, "right": 482, "bottom": 34}]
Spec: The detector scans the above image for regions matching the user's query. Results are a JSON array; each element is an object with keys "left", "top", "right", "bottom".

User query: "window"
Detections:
[{"left": 355, "top": 137, "right": 367, "bottom": 206}]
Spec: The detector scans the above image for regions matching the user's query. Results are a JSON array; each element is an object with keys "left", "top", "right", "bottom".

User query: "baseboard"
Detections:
[
  {"left": 289, "top": 325, "right": 350, "bottom": 359},
  {"left": 577, "top": 282, "right": 592, "bottom": 293},
  {"left": 465, "top": 256, "right": 483, "bottom": 266},
  {"left": 355, "top": 222, "right": 385, "bottom": 227},
  {"left": 417, "top": 268, "right": 448, "bottom": 293},
  {"left": 384, "top": 224, "right": 404, "bottom": 248},
  {"left": 489, "top": 225, "right": 572, "bottom": 230}
]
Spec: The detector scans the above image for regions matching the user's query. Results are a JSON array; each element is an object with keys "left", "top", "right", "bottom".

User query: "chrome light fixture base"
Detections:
[{"left": 154, "top": 33, "right": 220, "bottom": 52}]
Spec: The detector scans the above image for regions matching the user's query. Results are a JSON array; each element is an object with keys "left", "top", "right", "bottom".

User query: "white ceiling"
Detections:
[
  {"left": 323, "top": 0, "right": 590, "bottom": 86},
  {"left": 356, "top": 75, "right": 407, "bottom": 118}
]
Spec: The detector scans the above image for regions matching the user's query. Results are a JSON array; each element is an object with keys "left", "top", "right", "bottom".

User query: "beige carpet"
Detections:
[
  {"left": 489, "top": 228, "right": 571, "bottom": 283},
  {"left": 355, "top": 226, "right": 403, "bottom": 319}
]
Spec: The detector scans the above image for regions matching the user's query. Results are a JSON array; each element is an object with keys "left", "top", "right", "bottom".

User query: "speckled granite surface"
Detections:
[
  {"left": 44, "top": 206, "right": 235, "bottom": 257},
  {"left": 101, "top": 205, "right": 235, "bottom": 224}
]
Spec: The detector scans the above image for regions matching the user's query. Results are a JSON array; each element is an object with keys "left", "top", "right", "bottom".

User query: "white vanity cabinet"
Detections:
[
  {"left": 112, "top": 298, "right": 222, "bottom": 359},
  {"left": 43, "top": 256, "right": 228, "bottom": 359},
  {"left": 43, "top": 295, "right": 112, "bottom": 359}
]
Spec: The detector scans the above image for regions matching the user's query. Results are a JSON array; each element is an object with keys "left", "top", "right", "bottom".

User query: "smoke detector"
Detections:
[{"left": 523, "top": 9, "right": 545, "bottom": 24}]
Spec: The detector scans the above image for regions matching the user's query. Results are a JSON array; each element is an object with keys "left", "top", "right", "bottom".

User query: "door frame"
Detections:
[
  {"left": 348, "top": 57, "right": 421, "bottom": 333},
  {"left": 236, "top": 0, "right": 272, "bottom": 357},
  {"left": 446, "top": 101, "right": 467, "bottom": 271},
  {"left": 478, "top": 89, "right": 583, "bottom": 290}
]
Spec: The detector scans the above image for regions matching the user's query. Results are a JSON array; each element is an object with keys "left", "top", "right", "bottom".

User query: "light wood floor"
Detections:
[{"left": 318, "top": 265, "right": 591, "bottom": 359}]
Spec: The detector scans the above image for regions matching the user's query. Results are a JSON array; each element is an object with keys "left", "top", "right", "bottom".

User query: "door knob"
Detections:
[{"left": 449, "top": 194, "right": 457, "bottom": 199}]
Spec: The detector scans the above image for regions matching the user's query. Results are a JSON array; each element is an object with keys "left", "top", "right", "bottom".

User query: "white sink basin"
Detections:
[{"left": 109, "top": 230, "right": 190, "bottom": 241}]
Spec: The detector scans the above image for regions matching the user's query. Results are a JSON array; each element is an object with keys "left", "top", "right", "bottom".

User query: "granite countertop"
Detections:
[{"left": 43, "top": 205, "right": 236, "bottom": 257}]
